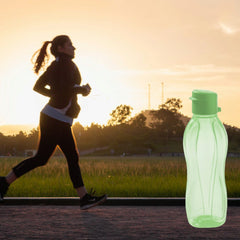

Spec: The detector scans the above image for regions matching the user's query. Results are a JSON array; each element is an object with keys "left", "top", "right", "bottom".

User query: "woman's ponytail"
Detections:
[
  {"left": 31, "top": 35, "right": 70, "bottom": 74},
  {"left": 32, "top": 41, "right": 52, "bottom": 74}
]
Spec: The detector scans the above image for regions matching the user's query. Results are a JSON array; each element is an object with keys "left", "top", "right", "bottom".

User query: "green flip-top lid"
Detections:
[{"left": 190, "top": 89, "right": 221, "bottom": 115}]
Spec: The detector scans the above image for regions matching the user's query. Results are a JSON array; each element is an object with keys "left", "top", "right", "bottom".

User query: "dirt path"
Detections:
[{"left": 0, "top": 206, "right": 239, "bottom": 239}]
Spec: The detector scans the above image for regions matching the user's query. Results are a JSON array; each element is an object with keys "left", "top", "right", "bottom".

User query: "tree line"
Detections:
[{"left": 0, "top": 98, "right": 240, "bottom": 156}]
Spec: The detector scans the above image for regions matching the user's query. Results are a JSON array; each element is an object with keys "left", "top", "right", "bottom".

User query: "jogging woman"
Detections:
[{"left": 0, "top": 35, "right": 107, "bottom": 210}]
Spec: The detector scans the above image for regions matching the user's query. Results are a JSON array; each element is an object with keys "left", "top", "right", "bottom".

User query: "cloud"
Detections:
[{"left": 217, "top": 22, "right": 240, "bottom": 35}]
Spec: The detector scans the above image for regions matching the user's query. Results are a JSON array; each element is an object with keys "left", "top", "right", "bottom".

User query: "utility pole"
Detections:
[{"left": 161, "top": 82, "right": 164, "bottom": 105}]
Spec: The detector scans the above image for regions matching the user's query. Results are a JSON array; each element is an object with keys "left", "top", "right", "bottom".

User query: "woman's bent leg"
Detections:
[
  {"left": 5, "top": 171, "right": 17, "bottom": 185},
  {"left": 12, "top": 113, "right": 58, "bottom": 179},
  {"left": 12, "top": 136, "right": 57, "bottom": 178},
  {"left": 12, "top": 117, "right": 57, "bottom": 180}
]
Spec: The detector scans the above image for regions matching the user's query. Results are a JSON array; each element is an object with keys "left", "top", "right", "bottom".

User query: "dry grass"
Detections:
[{"left": 0, "top": 156, "right": 239, "bottom": 197}]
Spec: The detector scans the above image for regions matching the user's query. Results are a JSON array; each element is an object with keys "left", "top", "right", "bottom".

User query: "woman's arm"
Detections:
[
  {"left": 73, "top": 84, "right": 91, "bottom": 96},
  {"left": 33, "top": 67, "right": 53, "bottom": 97}
]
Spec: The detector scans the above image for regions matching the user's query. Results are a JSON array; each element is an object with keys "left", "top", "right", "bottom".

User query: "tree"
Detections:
[
  {"left": 131, "top": 113, "right": 147, "bottom": 128},
  {"left": 159, "top": 98, "right": 183, "bottom": 113},
  {"left": 108, "top": 105, "right": 133, "bottom": 126},
  {"left": 150, "top": 98, "right": 184, "bottom": 139},
  {"left": 72, "top": 122, "right": 85, "bottom": 138},
  {"left": 14, "top": 131, "right": 28, "bottom": 154},
  {"left": 27, "top": 128, "right": 39, "bottom": 149}
]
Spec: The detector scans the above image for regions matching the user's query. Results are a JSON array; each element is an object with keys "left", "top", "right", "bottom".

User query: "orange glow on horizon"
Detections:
[{"left": 0, "top": 0, "right": 240, "bottom": 129}]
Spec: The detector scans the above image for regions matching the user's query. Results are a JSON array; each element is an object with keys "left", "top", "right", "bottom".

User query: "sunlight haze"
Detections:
[{"left": 0, "top": 0, "right": 240, "bottom": 132}]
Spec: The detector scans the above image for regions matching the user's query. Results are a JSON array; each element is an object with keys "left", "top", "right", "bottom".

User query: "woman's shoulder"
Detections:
[
  {"left": 45, "top": 60, "right": 57, "bottom": 71},
  {"left": 47, "top": 59, "right": 73, "bottom": 72}
]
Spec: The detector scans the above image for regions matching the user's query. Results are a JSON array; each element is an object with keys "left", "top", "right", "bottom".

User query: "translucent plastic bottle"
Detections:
[{"left": 183, "top": 89, "right": 228, "bottom": 228}]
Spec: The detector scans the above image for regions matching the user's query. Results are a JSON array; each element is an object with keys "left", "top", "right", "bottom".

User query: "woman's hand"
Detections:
[
  {"left": 73, "top": 83, "right": 91, "bottom": 96},
  {"left": 81, "top": 84, "right": 91, "bottom": 96}
]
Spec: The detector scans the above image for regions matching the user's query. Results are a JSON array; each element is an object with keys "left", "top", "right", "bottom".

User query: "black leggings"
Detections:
[{"left": 12, "top": 113, "right": 84, "bottom": 188}]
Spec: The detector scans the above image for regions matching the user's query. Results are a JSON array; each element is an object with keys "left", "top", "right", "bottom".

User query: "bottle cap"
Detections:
[{"left": 190, "top": 89, "right": 221, "bottom": 115}]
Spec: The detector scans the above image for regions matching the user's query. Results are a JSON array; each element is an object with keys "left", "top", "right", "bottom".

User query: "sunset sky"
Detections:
[{"left": 0, "top": 0, "right": 240, "bottom": 130}]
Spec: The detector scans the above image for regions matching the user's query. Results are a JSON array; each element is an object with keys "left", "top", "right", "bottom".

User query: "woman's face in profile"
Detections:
[{"left": 58, "top": 39, "right": 76, "bottom": 58}]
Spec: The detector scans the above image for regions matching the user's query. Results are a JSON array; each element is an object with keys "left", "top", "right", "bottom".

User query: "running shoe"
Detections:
[{"left": 80, "top": 189, "right": 107, "bottom": 210}]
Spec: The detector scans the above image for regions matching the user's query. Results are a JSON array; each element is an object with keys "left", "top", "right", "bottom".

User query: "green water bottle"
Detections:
[{"left": 183, "top": 89, "right": 228, "bottom": 228}]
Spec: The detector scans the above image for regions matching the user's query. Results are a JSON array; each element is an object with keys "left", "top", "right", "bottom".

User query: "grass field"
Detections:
[{"left": 0, "top": 156, "right": 240, "bottom": 197}]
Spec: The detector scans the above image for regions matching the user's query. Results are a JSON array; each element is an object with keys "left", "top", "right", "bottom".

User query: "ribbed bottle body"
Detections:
[{"left": 183, "top": 114, "right": 228, "bottom": 228}]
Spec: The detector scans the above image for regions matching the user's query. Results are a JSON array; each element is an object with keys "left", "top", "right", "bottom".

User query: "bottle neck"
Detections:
[{"left": 192, "top": 113, "right": 218, "bottom": 118}]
